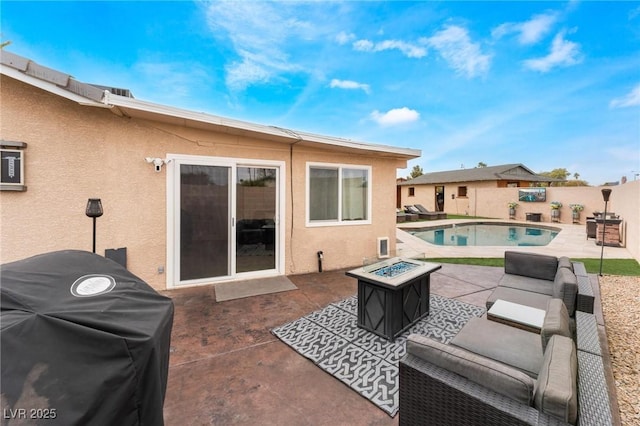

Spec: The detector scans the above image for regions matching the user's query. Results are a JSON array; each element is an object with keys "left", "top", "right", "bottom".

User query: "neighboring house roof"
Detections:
[
  {"left": 400, "top": 163, "right": 562, "bottom": 185},
  {"left": 1, "top": 51, "right": 420, "bottom": 160}
]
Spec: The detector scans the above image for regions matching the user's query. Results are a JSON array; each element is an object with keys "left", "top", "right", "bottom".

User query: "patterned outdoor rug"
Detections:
[{"left": 271, "top": 294, "right": 485, "bottom": 417}]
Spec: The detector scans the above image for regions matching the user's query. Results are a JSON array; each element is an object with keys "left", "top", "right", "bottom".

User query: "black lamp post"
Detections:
[
  {"left": 598, "top": 189, "right": 612, "bottom": 276},
  {"left": 85, "top": 198, "right": 103, "bottom": 253}
]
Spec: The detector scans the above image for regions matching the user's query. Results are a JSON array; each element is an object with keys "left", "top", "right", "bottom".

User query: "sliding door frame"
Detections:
[{"left": 166, "top": 153, "right": 286, "bottom": 289}]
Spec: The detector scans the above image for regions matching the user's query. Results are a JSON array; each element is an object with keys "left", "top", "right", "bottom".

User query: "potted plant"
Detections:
[
  {"left": 570, "top": 204, "right": 584, "bottom": 223},
  {"left": 507, "top": 202, "right": 518, "bottom": 219},
  {"left": 550, "top": 201, "right": 562, "bottom": 222}
]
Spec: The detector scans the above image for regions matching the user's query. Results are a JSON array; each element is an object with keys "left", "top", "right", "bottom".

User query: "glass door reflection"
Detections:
[
  {"left": 235, "top": 167, "right": 277, "bottom": 273},
  {"left": 180, "top": 164, "right": 230, "bottom": 281}
]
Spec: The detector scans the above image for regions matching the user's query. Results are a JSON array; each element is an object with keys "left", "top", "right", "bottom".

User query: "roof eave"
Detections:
[
  {"left": 105, "top": 92, "right": 421, "bottom": 159},
  {"left": 1, "top": 64, "right": 109, "bottom": 108}
]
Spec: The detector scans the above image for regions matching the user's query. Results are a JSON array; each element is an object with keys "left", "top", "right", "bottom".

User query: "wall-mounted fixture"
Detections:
[
  {"left": 1, "top": 140, "right": 27, "bottom": 191},
  {"left": 145, "top": 157, "right": 168, "bottom": 172},
  {"left": 86, "top": 198, "right": 103, "bottom": 253},
  {"left": 377, "top": 237, "right": 390, "bottom": 258}
]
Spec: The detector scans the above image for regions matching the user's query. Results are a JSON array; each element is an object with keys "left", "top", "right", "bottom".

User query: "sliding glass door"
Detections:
[
  {"left": 173, "top": 157, "right": 281, "bottom": 286},
  {"left": 179, "top": 164, "right": 231, "bottom": 281},
  {"left": 236, "top": 167, "right": 277, "bottom": 273}
]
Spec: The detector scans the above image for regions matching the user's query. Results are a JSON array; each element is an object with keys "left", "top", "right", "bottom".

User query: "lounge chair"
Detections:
[
  {"left": 396, "top": 209, "right": 407, "bottom": 223},
  {"left": 399, "top": 208, "right": 418, "bottom": 221},
  {"left": 404, "top": 205, "right": 437, "bottom": 220},
  {"left": 414, "top": 204, "right": 446, "bottom": 220}
]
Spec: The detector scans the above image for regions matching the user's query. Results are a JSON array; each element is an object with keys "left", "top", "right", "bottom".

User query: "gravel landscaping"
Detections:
[{"left": 600, "top": 275, "right": 640, "bottom": 426}]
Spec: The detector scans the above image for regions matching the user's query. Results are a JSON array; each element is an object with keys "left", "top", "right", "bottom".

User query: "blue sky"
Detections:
[{"left": 2, "top": 1, "right": 639, "bottom": 185}]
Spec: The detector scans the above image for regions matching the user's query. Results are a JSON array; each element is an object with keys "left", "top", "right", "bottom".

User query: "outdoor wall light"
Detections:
[
  {"left": 86, "top": 198, "right": 103, "bottom": 254},
  {"left": 145, "top": 157, "right": 168, "bottom": 172},
  {"left": 598, "top": 188, "right": 612, "bottom": 276}
]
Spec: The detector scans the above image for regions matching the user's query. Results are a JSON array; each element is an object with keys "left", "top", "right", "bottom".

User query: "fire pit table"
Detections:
[{"left": 346, "top": 257, "right": 441, "bottom": 341}]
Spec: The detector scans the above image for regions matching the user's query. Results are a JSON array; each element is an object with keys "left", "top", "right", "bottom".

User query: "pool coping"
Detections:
[{"left": 397, "top": 218, "right": 634, "bottom": 260}]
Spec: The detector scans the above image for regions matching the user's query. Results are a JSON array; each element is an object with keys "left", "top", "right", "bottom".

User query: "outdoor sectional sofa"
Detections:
[
  {"left": 398, "top": 252, "right": 614, "bottom": 426},
  {"left": 400, "top": 332, "right": 577, "bottom": 425},
  {"left": 486, "top": 251, "right": 580, "bottom": 316}
]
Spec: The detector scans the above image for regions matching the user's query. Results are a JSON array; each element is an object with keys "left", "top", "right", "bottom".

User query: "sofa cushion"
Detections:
[
  {"left": 553, "top": 267, "right": 579, "bottom": 315},
  {"left": 486, "top": 287, "right": 552, "bottom": 312},
  {"left": 534, "top": 335, "right": 578, "bottom": 425},
  {"left": 406, "top": 334, "right": 536, "bottom": 405},
  {"left": 558, "top": 257, "right": 574, "bottom": 272},
  {"left": 451, "top": 317, "right": 543, "bottom": 378},
  {"left": 504, "top": 251, "right": 558, "bottom": 281},
  {"left": 498, "top": 274, "right": 554, "bottom": 296},
  {"left": 541, "top": 299, "right": 572, "bottom": 351}
]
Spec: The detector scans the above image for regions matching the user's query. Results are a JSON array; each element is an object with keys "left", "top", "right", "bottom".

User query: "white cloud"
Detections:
[
  {"left": 492, "top": 11, "right": 559, "bottom": 44},
  {"left": 422, "top": 25, "right": 491, "bottom": 78},
  {"left": 329, "top": 79, "right": 370, "bottom": 94},
  {"left": 335, "top": 31, "right": 355, "bottom": 45},
  {"left": 353, "top": 39, "right": 375, "bottom": 51},
  {"left": 370, "top": 107, "right": 420, "bottom": 126},
  {"left": 353, "top": 38, "right": 427, "bottom": 58},
  {"left": 133, "top": 61, "right": 209, "bottom": 99},
  {"left": 523, "top": 30, "right": 582, "bottom": 72},
  {"left": 610, "top": 84, "right": 640, "bottom": 108},
  {"left": 225, "top": 58, "right": 272, "bottom": 90},
  {"left": 204, "top": 1, "right": 325, "bottom": 90}
]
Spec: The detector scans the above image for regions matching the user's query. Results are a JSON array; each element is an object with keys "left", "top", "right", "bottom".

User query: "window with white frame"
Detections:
[{"left": 307, "top": 163, "right": 371, "bottom": 225}]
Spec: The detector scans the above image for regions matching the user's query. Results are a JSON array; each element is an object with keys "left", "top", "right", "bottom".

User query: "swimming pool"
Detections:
[{"left": 406, "top": 222, "right": 560, "bottom": 247}]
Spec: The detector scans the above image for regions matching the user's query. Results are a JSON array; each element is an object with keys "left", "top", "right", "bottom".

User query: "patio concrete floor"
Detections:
[
  {"left": 162, "top": 221, "right": 626, "bottom": 425},
  {"left": 161, "top": 261, "right": 618, "bottom": 425}
]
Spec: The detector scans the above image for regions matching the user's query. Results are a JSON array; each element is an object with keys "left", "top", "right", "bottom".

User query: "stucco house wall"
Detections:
[
  {"left": 611, "top": 180, "right": 640, "bottom": 261},
  {"left": 475, "top": 183, "right": 639, "bottom": 260},
  {"left": 402, "top": 180, "right": 496, "bottom": 215},
  {"left": 473, "top": 185, "right": 633, "bottom": 223},
  {"left": 1, "top": 73, "right": 413, "bottom": 290},
  {"left": 404, "top": 181, "right": 639, "bottom": 261}
]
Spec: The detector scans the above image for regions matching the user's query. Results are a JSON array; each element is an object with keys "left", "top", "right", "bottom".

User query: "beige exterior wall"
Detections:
[
  {"left": 402, "top": 179, "right": 640, "bottom": 262},
  {"left": 1, "top": 76, "right": 407, "bottom": 290},
  {"left": 402, "top": 180, "right": 497, "bottom": 215},
  {"left": 611, "top": 180, "right": 640, "bottom": 261},
  {"left": 475, "top": 183, "right": 640, "bottom": 261}
]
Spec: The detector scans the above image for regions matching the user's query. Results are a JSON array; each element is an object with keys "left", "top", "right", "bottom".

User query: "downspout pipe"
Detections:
[{"left": 317, "top": 251, "right": 324, "bottom": 273}]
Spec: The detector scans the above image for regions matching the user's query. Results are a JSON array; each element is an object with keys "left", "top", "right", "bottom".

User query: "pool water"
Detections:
[{"left": 408, "top": 223, "right": 559, "bottom": 247}]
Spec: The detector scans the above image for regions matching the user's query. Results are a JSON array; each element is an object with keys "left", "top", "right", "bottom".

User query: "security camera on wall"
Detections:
[{"left": 145, "top": 157, "right": 166, "bottom": 172}]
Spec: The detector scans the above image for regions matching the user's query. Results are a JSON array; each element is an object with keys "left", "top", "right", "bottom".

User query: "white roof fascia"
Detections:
[
  {"left": 1, "top": 64, "right": 110, "bottom": 108},
  {"left": 104, "top": 92, "right": 421, "bottom": 158},
  {"left": 104, "top": 92, "right": 288, "bottom": 139},
  {"left": 295, "top": 130, "right": 421, "bottom": 157}
]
